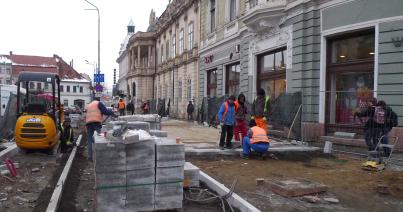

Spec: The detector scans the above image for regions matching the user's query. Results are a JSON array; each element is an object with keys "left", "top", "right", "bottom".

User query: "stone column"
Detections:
[
  {"left": 138, "top": 46, "right": 141, "bottom": 67},
  {"left": 148, "top": 46, "right": 152, "bottom": 68}
]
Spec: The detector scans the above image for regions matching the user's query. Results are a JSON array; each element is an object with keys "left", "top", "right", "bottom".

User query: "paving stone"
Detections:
[
  {"left": 184, "top": 162, "right": 200, "bottom": 188},
  {"left": 149, "top": 130, "right": 168, "bottom": 137},
  {"left": 155, "top": 138, "right": 185, "bottom": 167},
  {"left": 127, "top": 121, "right": 150, "bottom": 132},
  {"left": 96, "top": 188, "right": 125, "bottom": 212},
  {"left": 271, "top": 179, "right": 327, "bottom": 197},
  {"left": 127, "top": 168, "right": 155, "bottom": 185},
  {"left": 105, "top": 121, "right": 127, "bottom": 131},
  {"left": 126, "top": 139, "right": 155, "bottom": 170},
  {"left": 118, "top": 115, "right": 144, "bottom": 122},
  {"left": 156, "top": 166, "right": 184, "bottom": 183},
  {"left": 94, "top": 137, "right": 126, "bottom": 173},
  {"left": 126, "top": 185, "right": 155, "bottom": 211},
  {"left": 155, "top": 182, "right": 183, "bottom": 210},
  {"left": 96, "top": 171, "right": 126, "bottom": 187}
]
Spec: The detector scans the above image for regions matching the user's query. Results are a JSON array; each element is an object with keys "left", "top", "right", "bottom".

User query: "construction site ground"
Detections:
[{"left": 164, "top": 119, "right": 403, "bottom": 211}]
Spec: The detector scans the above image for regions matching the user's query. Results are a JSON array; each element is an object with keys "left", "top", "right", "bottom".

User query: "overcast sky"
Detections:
[{"left": 0, "top": 0, "right": 168, "bottom": 90}]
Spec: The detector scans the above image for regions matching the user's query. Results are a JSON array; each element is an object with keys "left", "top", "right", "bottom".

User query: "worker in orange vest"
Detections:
[
  {"left": 118, "top": 98, "right": 126, "bottom": 116},
  {"left": 251, "top": 88, "right": 270, "bottom": 133},
  {"left": 85, "top": 97, "right": 116, "bottom": 161},
  {"left": 242, "top": 119, "right": 271, "bottom": 159}
]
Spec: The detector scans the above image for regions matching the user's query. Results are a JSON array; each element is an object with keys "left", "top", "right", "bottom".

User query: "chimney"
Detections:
[{"left": 9, "top": 51, "right": 12, "bottom": 55}]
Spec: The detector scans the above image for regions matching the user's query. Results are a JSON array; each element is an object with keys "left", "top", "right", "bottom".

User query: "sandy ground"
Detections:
[{"left": 163, "top": 119, "right": 403, "bottom": 211}]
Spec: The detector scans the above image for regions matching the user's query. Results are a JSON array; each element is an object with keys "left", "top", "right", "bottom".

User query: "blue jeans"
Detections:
[
  {"left": 86, "top": 122, "right": 102, "bottom": 160},
  {"left": 242, "top": 137, "right": 270, "bottom": 156}
]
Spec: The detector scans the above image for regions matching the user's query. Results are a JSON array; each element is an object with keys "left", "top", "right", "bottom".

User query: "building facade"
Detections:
[
  {"left": 0, "top": 56, "right": 12, "bottom": 84},
  {"left": 155, "top": 0, "right": 200, "bottom": 118},
  {"left": 117, "top": 20, "right": 135, "bottom": 99}
]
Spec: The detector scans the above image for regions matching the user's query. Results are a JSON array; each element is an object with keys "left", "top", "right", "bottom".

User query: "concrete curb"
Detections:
[
  {"left": 199, "top": 170, "right": 261, "bottom": 212},
  {"left": 46, "top": 134, "right": 82, "bottom": 212},
  {"left": 185, "top": 146, "right": 320, "bottom": 157},
  {"left": 0, "top": 143, "right": 18, "bottom": 161}
]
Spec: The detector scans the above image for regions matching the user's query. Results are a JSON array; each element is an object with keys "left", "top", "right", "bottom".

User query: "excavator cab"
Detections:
[{"left": 15, "top": 72, "right": 63, "bottom": 150}]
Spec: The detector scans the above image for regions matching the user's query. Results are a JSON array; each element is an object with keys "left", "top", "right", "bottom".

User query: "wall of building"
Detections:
[
  {"left": 117, "top": 52, "right": 129, "bottom": 97},
  {"left": 60, "top": 81, "right": 92, "bottom": 109}
]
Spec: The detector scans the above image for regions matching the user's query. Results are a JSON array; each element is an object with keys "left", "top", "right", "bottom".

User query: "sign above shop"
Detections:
[{"left": 204, "top": 55, "right": 213, "bottom": 64}]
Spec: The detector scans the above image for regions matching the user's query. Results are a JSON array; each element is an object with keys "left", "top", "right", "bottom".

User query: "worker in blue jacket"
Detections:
[{"left": 217, "top": 95, "right": 236, "bottom": 150}]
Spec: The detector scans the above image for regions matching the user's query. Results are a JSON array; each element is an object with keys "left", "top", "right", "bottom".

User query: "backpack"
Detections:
[{"left": 374, "top": 106, "right": 386, "bottom": 124}]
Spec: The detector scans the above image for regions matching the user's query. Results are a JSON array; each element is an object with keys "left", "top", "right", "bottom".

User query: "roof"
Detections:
[{"left": 17, "top": 72, "right": 59, "bottom": 83}]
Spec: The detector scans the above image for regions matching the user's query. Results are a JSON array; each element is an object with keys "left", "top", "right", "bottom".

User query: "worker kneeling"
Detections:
[{"left": 242, "top": 119, "right": 270, "bottom": 159}]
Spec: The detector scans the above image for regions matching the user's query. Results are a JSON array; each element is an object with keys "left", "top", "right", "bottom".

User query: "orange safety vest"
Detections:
[
  {"left": 250, "top": 126, "right": 270, "bottom": 144},
  {"left": 222, "top": 101, "right": 239, "bottom": 122},
  {"left": 118, "top": 101, "right": 125, "bottom": 109},
  {"left": 85, "top": 101, "right": 102, "bottom": 123}
]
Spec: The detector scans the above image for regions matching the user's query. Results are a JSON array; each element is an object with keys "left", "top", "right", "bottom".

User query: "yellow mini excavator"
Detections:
[{"left": 14, "top": 72, "right": 64, "bottom": 151}]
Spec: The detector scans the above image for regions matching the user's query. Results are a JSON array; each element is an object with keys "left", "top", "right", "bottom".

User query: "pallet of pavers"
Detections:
[
  {"left": 95, "top": 121, "right": 184, "bottom": 211},
  {"left": 118, "top": 114, "right": 161, "bottom": 130}
]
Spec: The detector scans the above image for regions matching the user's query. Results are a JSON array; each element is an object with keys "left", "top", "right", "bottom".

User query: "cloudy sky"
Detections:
[{"left": 0, "top": 0, "right": 168, "bottom": 90}]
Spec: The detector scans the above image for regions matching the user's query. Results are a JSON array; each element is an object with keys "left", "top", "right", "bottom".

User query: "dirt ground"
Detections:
[
  {"left": 0, "top": 151, "right": 64, "bottom": 212},
  {"left": 190, "top": 155, "right": 403, "bottom": 212}
]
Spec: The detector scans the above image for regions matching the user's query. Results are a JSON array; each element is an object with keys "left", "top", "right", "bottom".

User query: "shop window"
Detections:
[
  {"left": 326, "top": 30, "right": 375, "bottom": 128},
  {"left": 257, "top": 48, "right": 287, "bottom": 100},
  {"left": 225, "top": 63, "right": 240, "bottom": 95},
  {"left": 207, "top": 69, "right": 217, "bottom": 97}
]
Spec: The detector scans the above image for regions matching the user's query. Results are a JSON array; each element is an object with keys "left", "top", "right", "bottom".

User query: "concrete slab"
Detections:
[
  {"left": 270, "top": 179, "right": 328, "bottom": 197},
  {"left": 94, "top": 137, "right": 126, "bottom": 173},
  {"left": 155, "top": 138, "right": 185, "bottom": 167},
  {"left": 126, "top": 185, "right": 155, "bottom": 211},
  {"left": 96, "top": 171, "right": 126, "bottom": 187},
  {"left": 127, "top": 168, "right": 155, "bottom": 185},
  {"left": 156, "top": 166, "right": 184, "bottom": 183},
  {"left": 155, "top": 182, "right": 183, "bottom": 210},
  {"left": 150, "top": 130, "right": 168, "bottom": 137},
  {"left": 96, "top": 188, "right": 126, "bottom": 212},
  {"left": 126, "top": 139, "right": 155, "bottom": 170},
  {"left": 184, "top": 162, "right": 200, "bottom": 188},
  {"left": 127, "top": 121, "right": 150, "bottom": 132}
]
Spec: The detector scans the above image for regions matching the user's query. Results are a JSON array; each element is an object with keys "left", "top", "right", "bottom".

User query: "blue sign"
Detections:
[
  {"left": 95, "top": 84, "right": 103, "bottom": 92},
  {"left": 94, "top": 74, "right": 104, "bottom": 82}
]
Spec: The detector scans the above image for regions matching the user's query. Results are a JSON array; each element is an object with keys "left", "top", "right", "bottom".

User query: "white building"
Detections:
[
  {"left": 60, "top": 77, "right": 92, "bottom": 110},
  {"left": 0, "top": 56, "right": 12, "bottom": 84},
  {"left": 117, "top": 20, "right": 135, "bottom": 99}
]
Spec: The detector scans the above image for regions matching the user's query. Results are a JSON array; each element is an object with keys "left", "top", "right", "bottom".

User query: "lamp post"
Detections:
[
  {"left": 84, "top": 0, "right": 100, "bottom": 86},
  {"left": 85, "top": 60, "right": 97, "bottom": 99}
]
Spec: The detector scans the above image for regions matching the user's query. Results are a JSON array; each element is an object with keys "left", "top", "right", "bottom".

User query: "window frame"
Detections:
[
  {"left": 67, "top": 85, "right": 70, "bottom": 92},
  {"left": 229, "top": 0, "right": 236, "bottom": 22},
  {"left": 225, "top": 62, "right": 241, "bottom": 95},
  {"left": 210, "top": 0, "right": 216, "bottom": 33},
  {"left": 179, "top": 29, "right": 184, "bottom": 54},
  {"left": 172, "top": 35, "right": 176, "bottom": 58},
  {"left": 188, "top": 22, "right": 194, "bottom": 50},
  {"left": 207, "top": 69, "right": 218, "bottom": 97}
]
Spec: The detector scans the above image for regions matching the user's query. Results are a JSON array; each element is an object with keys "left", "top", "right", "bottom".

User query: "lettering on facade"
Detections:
[{"left": 204, "top": 55, "right": 213, "bottom": 64}]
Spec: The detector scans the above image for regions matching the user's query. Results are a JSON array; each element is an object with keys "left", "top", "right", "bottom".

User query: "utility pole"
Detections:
[{"left": 84, "top": 0, "right": 100, "bottom": 86}]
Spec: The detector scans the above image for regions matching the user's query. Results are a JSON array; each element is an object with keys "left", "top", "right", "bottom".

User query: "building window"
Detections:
[
  {"left": 80, "top": 86, "right": 83, "bottom": 93},
  {"left": 207, "top": 69, "right": 217, "bottom": 97},
  {"left": 229, "top": 0, "right": 236, "bottom": 22},
  {"left": 73, "top": 86, "right": 77, "bottom": 93},
  {"left": 188, "top": 23, "right": 194, "bottom": 50},
  {"left": 161, "top": 45, "right": 164, "bottom": 62},
  {"left": 60, "top": 85, "right": 64, "bottom": 92},
  {"left": 179, "top": 29, "right": 184, "bottom": 54},
  {"left": 166, "top": 41, "right": 170, "bottom": 60},
  {"left": 225, "top": 62, "right": 240, "bottom": 95},
  {"left": 326, "top": 30, "right": 375, "bottom": 129},
  {"left": 37, "top": 82, "right": 42, "bottom": 90},
  {"left": 67, "top": 85, "right": 70, "bottom": 92},
  {"left": 29, "top": 82, "right": 35, "bottom": 89},
  {"left": 63, "top": 100, "right": 68, "bottom": 107},
  {"left": 210, "top": 0, "right": 216, "bottom": 32},
  {"left": 172, "top": 35, "right": 176, "bottom": 57},
  {"left": 257, "top": 48, "right": 287, "bottom": 100},
  {"left": 45, "top": 83, "right": 49, "bottom": 90}
]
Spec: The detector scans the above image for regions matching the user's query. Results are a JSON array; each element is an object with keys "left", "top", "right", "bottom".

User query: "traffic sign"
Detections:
[
  {"left": 95, "top": 84, "right": 103, "bottom": 92},
  {"left": 94, "top": 74, "right": 104, "bottom": 82}
]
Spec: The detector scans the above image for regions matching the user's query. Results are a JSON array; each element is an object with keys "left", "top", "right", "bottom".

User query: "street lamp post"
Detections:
[{"left": 84, "top": 0, "right": 100, "bottom": 86}]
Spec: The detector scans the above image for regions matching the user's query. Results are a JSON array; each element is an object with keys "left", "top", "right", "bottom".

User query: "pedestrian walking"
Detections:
[
  {"left": 217, "top": 95, "right": 237, "bottom": 150},
  {"left": 241, "top": 119, "right": 270, "bottom": 159},
  {"left": 187, "top": 101, "right": 194, "bottom": 121},
  {"left": 234, "top": 93, "right": 248, "bottom": 144},
  {"left": 127, "top": 100, "right": 134, "bottom": 115},
  {"left": 85, "top": 97, "right": 117, "bottom": 161},
  {"left": 251, "top": 88, "right": 270, "bottom": 133},
  {"left": 118, "top": 98, "right": 126, "bottom": 116}
]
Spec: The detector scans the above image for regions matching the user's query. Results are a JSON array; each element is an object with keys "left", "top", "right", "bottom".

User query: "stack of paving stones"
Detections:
[
  {"left": 155, "top": 138, "right": 185, "bottom": 209},
  {"left": 184, "top": 162, "right": 200, "bottom": 188},
  {"left": 118, "top": 114, "right": 162, "bottom": 130},
  {"left": 95, "top": 117, "right": 184, "bottom": 212}
]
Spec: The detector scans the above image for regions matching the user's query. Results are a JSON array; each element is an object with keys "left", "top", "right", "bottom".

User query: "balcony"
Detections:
[{"left": 242, "top": 0, "right": 287, "bottom": 34}]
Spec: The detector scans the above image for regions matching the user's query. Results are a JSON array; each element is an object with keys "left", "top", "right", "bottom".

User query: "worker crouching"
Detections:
[
  {"left": 60, "top": 118, "right": 75, "bottom": 153},
  {"left": 242, "top": 119, "right": 271, "bottom": 159}
]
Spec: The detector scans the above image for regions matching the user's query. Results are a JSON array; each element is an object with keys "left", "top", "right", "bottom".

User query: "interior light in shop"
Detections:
[
  {"left": 369, "top": 52, "right": 374, "bottom": 55},
  {"left": 339, "top": 55, "right": 346, "bottom": 58}
]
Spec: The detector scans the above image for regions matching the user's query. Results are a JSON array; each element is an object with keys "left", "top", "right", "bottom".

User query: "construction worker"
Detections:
[
  {"left": 241, "top": 119, "right": 271, "bottom": 159},
  {"left": 85, "top": 97, "right": 116, "bottom": 161},
  {"left": 118, "top": 98, "right": 126, "bottom": 116},
  {"left": 251, "top": 88, "right": 270, "bottom": 133},
  {"left": 60, "top": 117, "right": 74, "bottom": 153},
  {"left": 234, "top": 93, "right": 248, "bottom": 144},
  {"left": 217, "top": 95, "right": 237, "bottom": 150}
]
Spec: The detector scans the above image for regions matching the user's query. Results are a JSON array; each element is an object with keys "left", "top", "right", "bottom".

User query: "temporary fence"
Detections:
[{"left": 0, "top": 93, "right": 17, "bottom": 140}]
